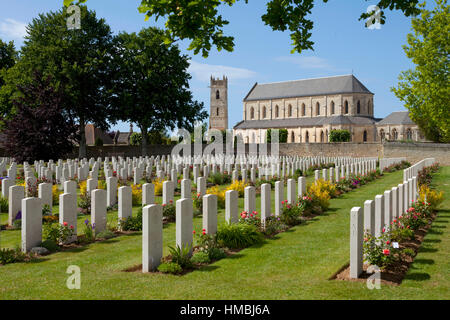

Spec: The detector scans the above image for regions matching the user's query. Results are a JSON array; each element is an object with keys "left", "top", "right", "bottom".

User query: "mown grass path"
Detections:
[{"left": 0, "top": 168, "right": 448, "bottom": 299}]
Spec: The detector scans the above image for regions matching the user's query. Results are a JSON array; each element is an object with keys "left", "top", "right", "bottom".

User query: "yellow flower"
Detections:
[
  {"left": 206, "top": 186, "right": 226, "bottom": 209},
  {"left": 131, "top": 184, "right": 142, "bottom": 206},
  {"left": 418, "top": 185, "right": 444, "bottom": 210},
  {"left": 153, "top": 178, "right": 165, "bottom": 196},
  {"left": 226, "top": 180, "right": 248, "bottom": 197}
]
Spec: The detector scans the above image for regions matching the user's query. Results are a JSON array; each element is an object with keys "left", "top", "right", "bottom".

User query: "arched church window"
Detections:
[
  {"left": 357, "top": 101, "right": 361, "bottom": 114},
  {"left": 301, "top": 104, "right": 306, "bottom": 116},
  {"left": 288, "top": 105, "right": 292, "bottom": 117},
  {"left": 291, "top": 131, "right": 295, "bottom": 143},
  {"left": 216, "top": 108, "right": 219, "bottom": 116},
  {"left": 316, "top": 102, "right": 320, "bottom": 116},
  {"left": 250, "top": 107, "right": 255, "bottom": 120},
  {"left": 331, "top": 101, "right": 335, "bottom": 115},
  {"left": 305, "top": 131, "right": 309, "bottom": 143},
  {"left": 363, "top": 130, "right": 368, "bottom": 142},
  {"left": 275, "top": 105, "right": 279, "bottom": 118},
  {"left": 216, "top": 90, "right": 220, "bottom": 99},
  {"left": 344, "top": 101, "right": 349, "bottom": 114}
]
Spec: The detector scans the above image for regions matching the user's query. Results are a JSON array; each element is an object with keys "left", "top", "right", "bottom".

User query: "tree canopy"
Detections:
[
  {"left": 392, "top": 0, "right": 449, "bottom": 143},
  {"left": 65, "top": 0, "right": 422, "bottom": 57},
  {"left": 110, "top": 27, "right": 207, "bottom": 155},
  {"left": 3, "top": 72, "right": 78, "bottom": 162},
  {"left": 0, "top": 6, "right": 115, "bottom": 158}
]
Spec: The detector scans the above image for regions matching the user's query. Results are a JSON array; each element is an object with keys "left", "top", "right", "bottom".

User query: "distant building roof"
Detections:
[
  {"left": 377, "top": 111, "right": 415, "bottom": 125},
  {"left": 243, "top": 75, "right": 373, "bottom": 102},
  {"left": 233, "top": 115, "right": 377, "bottom": 130},
  {"left": 85, "top": 124, "right": 114, "bottom": 145}
]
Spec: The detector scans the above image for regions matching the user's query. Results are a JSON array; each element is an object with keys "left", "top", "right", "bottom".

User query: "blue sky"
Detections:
[{"left": 0, "top": 0, "right": 429, "bottom": 133}]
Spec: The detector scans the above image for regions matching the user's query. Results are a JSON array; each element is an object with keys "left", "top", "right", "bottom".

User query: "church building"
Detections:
[{"left": 230, "top": 74, "right": 426, "bottom": 144}]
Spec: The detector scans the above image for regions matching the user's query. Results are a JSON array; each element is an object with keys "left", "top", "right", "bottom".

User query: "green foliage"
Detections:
[
  {"left": 191, "top": 251, "right": 211, "bottom": 264},
  {"left": 43, "top": 222, "right": 74, "bottom": 244},
  {"left": 82, "top": 219, "right": 95, "bottom": 243},
  {"left": 119, "top": 209, "right": 143, "bottom": 231},
  {"left": 130, "top": 131, "right": 170, "bottom": 146},
  {"left": 262, "top": 216, "right": 287, "bottom": 236},
  {"left": 208, "top": 172, "right": 231, "bottom": 185},
  {"left": 216, "top": 223, "right": 264, "bottom": 249},
  {"left": 392, "top": 0, "right": 450, "bottom": 142},
  {"left": 0, "top": 6, "right": 116, "bottom": 157},
  {"left": 96, "top": 230, "right": 116, "bottom": 240},
  {"left": 280, "top": 201, "right": 303, "bottom": 226},
  {"left": 162, "top": 203, "right": 176, "bottom": 222},
  {"left": 267, "top": 128, "right": 288, "bottom": 143},
  {"left": 0, "top": 195, "right": 8, "bottom": 213},
  {"left": 110, "top": 27, "right": 206, "bottom": 155},
  {"left": 12, "top": 219, "right": 21, "bottom": 230},
  {"left": 168, "top": 244, "right": 193, "bottom": 269},
  {"left": 0, "top": 248, "right": 26, "bottom": 265},
  {"left": 329, "top": 130, "right": 351, "bottom": 142},
  {"left": 94, "top": 137, "right": 103, "bottom": 146},
  {"left": 208, "top": 247, "right": 227, "bottom": 261},
  {"left": 41, "top": 239, "right": 60, "bottom": 253},
  {"left": 363, "top": 232, "right": 399, "bottom": 269},
  {"left": 157, "top": 262, "right": 183, "bottom": 274}
]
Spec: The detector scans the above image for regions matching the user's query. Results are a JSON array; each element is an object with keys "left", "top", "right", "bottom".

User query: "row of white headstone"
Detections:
[{"left": 349, "top": 159, "right": 436, "bottom": 278}]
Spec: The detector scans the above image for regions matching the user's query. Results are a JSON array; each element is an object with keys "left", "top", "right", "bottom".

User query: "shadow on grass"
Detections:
[
  {"left": 195, "top": 265, "right": 220, "bottom": 273},
  {"left": 412, "top": 258, "right": 435, "bottom": 265},
  {"left": 417, "top": 247, "right": 438, "bottom": 253},
  {"left": 404, "top": 272, "right": 431, "bottom": 281},
  {"left": 423, "top": 238, "right": 441, "bottom": 244}
]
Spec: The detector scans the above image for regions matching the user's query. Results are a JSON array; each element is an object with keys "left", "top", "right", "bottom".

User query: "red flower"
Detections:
[
  {"left": 383, "top": 249, "right": 390, "bottom": 256},
  {"left": 202, "top": 231, "right": 206, "bottom": 235},
  {"left": 193, "top": 230, "right": 196, "bottom": 234},
  {"left": 202, "top": 229, "right": 206, "bottom": 232},
  {"left": 63, "top": 222, "right": 68, "bottom": 227},
  {"left": 364, "top": 238, "right": 368, "bottom": 242},
  {"left": 169, "top": 200, "right": 173, "bottom": 204},
  {"left": 382, "top": 227, "right": 385, "bottom": 233},
  {"left": 70, "top": 225, "right": 74, "bottom": 229},
  {"left": 386, "top": 241, "right": 390, "bottom": 245}
]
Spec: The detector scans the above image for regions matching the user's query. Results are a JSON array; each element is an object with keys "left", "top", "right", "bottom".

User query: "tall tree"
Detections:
[
  {"left": 3, "top": 72, "right": 78, "bottom": 162},
  {"left": 65, "top": 0, "right": 422, "bottom": 57},
  {"left": 110, "top": 27, "right": 207, "bottom": 155},
  {"left": 0, "top": 39, "right": 17, "bottom": 87},
  {"left": 0, "top": 6, "right": 114, "bottom": 157},
  {"left": 392, "top": 0, "right": 449, "bottom": 143}
]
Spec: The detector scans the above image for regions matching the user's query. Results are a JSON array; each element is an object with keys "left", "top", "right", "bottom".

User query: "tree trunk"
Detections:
[
  {"left": 79, "top": 118, "right": 87, "bottom": 159},
  {"left": 140, "top": 125, "right": 148, "bottom": 156}
]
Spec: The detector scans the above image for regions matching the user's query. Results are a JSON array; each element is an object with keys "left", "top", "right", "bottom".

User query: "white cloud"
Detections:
[
  {"left": 275, "top": 56, "right": 332, "bottom": 70},
  {"left": 0, "top": 18, "right": 27, "bottom": 40},
  {"left": 188, "top": 60, "right": 257, "bottom": 82}
]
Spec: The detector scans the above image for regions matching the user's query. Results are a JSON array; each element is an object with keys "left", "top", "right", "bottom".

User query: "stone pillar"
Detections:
[
  {"left": 142, "top": 183, "right": 155, "bottom": 206},
  {"left": 375, "top": 194, "right": 385, "bottom": 237},
  {"left": 403, "top": 182, "right": 409, "bottom": 212},
  {"left": 244, "top": 186, "right": 256, "bottom": 214},
  {"left": 298, "top": 177, "right": 306, "bottom": 198},
  {"left": 176, "top": 198, "right": 193, "bottom": 253},
  {"left": 315, "top": 170, "right": 320, "bottom": 181},
  {"left": 118, "top": 186, "right": 132, "bottom": 221},
  {"left": 21, "top": 197, "right": 43, "bottom": 252},
  {"left": 225, "top": 190, "right": 238, "bottom": 224},
  {"left": 384, "top": 190, "right": 392, "bottom": 229},
  {"left": 64, "top": 180, "right": 77, "bottom": 196},
  {"left": 261, "top": 183, "right": 271, "bottom": 223},
  {"left": 197, "top": 177, "right": 206, "bottom": 197},
  {"left": 8, "top": 185, "right": 24, "bottom": 226},
  {"left": 203, "top": 194, "right": 218, "bottom": 234},
  {"left": 398, "top": 184, "right": 404, "bottom": 217},
  {"left": 181, "top": 179, "right": 191, "bottom": 199},
  {"left": 142, "top": 204, "right": 163, "bottom": 273},
  {"left": 350, "top": 207, "right": 363, "bottom": 279},
  {"left": 287, "top": 179, "right": 296, "bottom": 204},
  {"left": 275, "top": 181, "right": 284, "bottom": 217},
  {"left": 59, "top": 193, "right": 77, "bottom": 243},
  {"left": 107, "top": 177, "right": 118, "bottom": 207},
  {"left": 91, "top": 189, "right": 107, "bottom": 234},
  {"left": 364, "top": 200, "right": 375, "bottom": 237},
  {"left": 391, "top": 187, "right": 399, "bottom": 219},
  {"left": 38, "top": 182, "right": 53, "bottom": 212},
  {"left": 2, "top": 178, "right": 14, "bottom": 199},
  {"left": 162, "top": 181, "right": 174, "bottom": 205}
]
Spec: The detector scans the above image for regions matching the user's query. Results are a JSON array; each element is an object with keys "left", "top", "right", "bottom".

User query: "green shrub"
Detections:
[
  {"left": 119, "top": 209, "right": 143, "bottom": 231},
  {"left": 162, "top": 203, "right": 176, "bottom": 222},
  {"left": 263, "top": 216, "right": 287, "bottom": 236},
  {"left": 266, "top": 128, "right": 288, "bottom": 143},
  {"left": 43, "top": 222, "right": 74, "bottom": 244},
  {"left": 157, "top": 262, "right": 183, "bottom": 274},
  {"left": 0, "top": 196, "right": 8, "bottom": 213},
  {"left": 12, "top": 219, "right": 21, "bottom": 230},
  {"left": 0, "top": 248, "right": 26, "bottom": 265},
  {"left": 191, "top": 251, "right": 211, "bottom": 264},
  {"left": 94, "top": 137, "right": 103, "bottom": 146},
  {"left": 329, "top": 129, "right": 351, "bottom": 142},
  {"left": 96, "top": 230, "right": 116, "bottom": 240},
  {"left": 216, "top": 223, "right": 264, "bottom": 249},
  {"left": 208, "top": 247, "right": 227, "bottom": 261},
  {"left": 41, "top": 239, "right": 59, "bottom": 252},
  {"left": 169, "top": 244, "right": 193, "bottom": 269},
  {"left": 280, "top": 201, "right": 303, "bottom": 226},
  {"left": 403, "top": 248, "right": 416, "bottom": 257}
]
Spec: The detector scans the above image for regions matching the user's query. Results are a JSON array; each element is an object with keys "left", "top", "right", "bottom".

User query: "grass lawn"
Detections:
[{"left": 0, "top": 168, "right": 448, "bottom": 299}]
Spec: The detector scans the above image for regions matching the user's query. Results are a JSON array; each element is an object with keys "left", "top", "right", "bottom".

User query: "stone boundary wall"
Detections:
[
  {"left": 383, "top": 142, "right": 450, "bottom": 166},
  {"left": 1, "top": 142, "right": 449, "bottom": 165}
]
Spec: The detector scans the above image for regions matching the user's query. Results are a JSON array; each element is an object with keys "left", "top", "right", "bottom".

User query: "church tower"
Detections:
[{"left": 209, "top": 76, "right": 228, "bottom": 130}]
